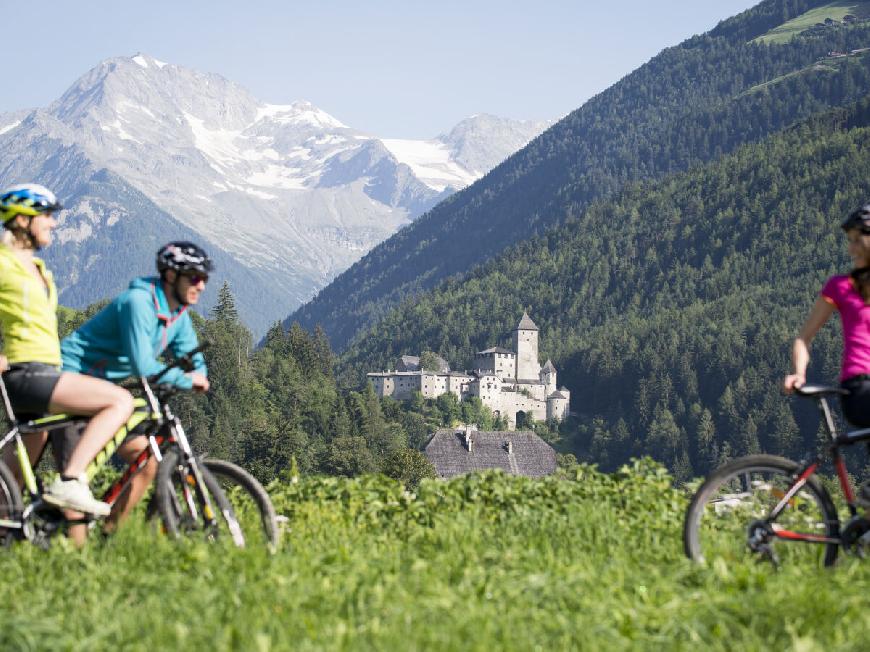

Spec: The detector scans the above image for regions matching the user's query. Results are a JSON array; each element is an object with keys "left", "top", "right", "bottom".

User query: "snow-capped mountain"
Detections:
[
  {"left": 0, "top": 109, "right": 31, "bottom": 136},
  {"left": 0, "top": 54, "right": 549, "bottom": 335}
]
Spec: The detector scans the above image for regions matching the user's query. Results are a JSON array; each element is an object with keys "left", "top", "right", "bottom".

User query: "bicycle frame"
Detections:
[
  {"left": 764, "top": 392, "right": 870, "bottom": 547},
  {"left": 0, "top": 398, "right": 156, "bottom": 501},
  {"left": 0, "top": 372, "right": 218, "bottom": 536}
]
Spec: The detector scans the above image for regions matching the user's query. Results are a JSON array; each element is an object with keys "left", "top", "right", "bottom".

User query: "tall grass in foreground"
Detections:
[{"left": 1, "top": 460, "right": 869, "bottom": 651}]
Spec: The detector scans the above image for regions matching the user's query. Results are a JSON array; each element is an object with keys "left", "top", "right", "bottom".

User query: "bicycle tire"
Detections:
[
  {"left": 155, "top": 450, "right": 279, "bottom": 551},
  {"left": 684, "top": 454, "right": 839, "bottom": 567},
  {"left": 0, "top": 460, "right": 23, "bottom": 547},
  {"left": 197, "top": 458, "right": 280, "bottom": 552}
]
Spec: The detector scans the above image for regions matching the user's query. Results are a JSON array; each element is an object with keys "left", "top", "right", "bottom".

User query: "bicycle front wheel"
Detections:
[
  {"left": 155, "top": 450, "right": 279, "bottom": 552},
  {"left": 684, "top": 454, "right": 839, "bottom": 567},
  {"left": 0, "top": 460, "right": 23, "bottom": 547}
]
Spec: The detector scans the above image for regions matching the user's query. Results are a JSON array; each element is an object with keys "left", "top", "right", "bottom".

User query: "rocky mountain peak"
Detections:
[{"left": 0, "top": 54, "right": 551, "bottom": 335}]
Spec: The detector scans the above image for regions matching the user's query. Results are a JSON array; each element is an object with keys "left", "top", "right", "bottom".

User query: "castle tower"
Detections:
[
  {"left": 513, "top": 311, "right": 541, "bottom": 381},
  {"left": 541, "top": 359, "right": 557, "bottom": 396}
]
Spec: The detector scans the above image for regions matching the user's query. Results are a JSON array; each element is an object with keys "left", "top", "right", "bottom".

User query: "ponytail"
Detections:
[{"left": 851, "top": 266, "right": 870, "bottom": 303}]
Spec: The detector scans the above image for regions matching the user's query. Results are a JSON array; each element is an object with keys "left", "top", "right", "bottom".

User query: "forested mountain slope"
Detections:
[
  {"left": 290, "top": 0, "right": 870, "bottom": 351},
  {"left": 338, "top": 96, "right": 870, "bottom": 478}
]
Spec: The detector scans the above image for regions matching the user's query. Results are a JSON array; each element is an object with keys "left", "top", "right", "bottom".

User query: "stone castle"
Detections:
[{"left": 367, "top": 313, "right": 570, "bottom": 428}]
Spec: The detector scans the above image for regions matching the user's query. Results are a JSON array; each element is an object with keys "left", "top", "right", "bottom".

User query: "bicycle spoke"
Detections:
[{"left": 685, "top": 455, "right": 838, "bottom": 567}]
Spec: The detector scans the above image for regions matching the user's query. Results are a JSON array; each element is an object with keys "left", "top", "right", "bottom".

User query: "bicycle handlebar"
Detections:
[
  {"left": 147, "top": 343, "right": 210, "bottom": 385},
  {"left": 794, "top": 384, "right": 849, "bottom": 398}
]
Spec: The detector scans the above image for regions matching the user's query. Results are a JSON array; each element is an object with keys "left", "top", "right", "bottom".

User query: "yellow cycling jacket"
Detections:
[{"left": 0, "top": 244, "right": 60, "bottom": 365}]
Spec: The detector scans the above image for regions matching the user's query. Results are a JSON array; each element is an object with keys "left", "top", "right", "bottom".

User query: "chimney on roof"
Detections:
[{"left": 464, "top": 424, "right": 475, "bottom": 452}]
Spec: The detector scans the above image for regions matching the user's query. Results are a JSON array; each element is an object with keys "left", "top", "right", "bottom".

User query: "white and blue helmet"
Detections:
[{"left": 0, "top": 183, "right": 62, "bottom": 224}]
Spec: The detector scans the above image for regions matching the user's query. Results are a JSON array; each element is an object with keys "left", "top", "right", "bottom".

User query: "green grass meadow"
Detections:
[
  {"left": 753, "top": 1, "right": 870, "bottom": 44},
  {"left": 2, "top": 461, "right": 870, "bottom": 651}
]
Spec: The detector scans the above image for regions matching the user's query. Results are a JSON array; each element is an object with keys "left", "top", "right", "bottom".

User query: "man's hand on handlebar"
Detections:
[{"left": 189, "top": 372, "right": 210, "bottom": 393}]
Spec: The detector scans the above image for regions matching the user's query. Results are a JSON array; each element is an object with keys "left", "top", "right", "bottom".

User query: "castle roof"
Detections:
[
  {"left": 516, "top": 311, "right": 539, "bottom": 331},
  {"left": 424, "top": 429, "right": 557, "bottom": 478},
  {"left": 397, "top": 355, "right": 420, "bottom": 371},
  {"left": 548, "top": 391, "right": 568, "bottom": 400},
  {"left": 477, "top": 346, "right": 514, "bottom": 355},
  {"left": 397, "top": 354, "right": 449, "bottom": 373},
  {"left": 541, "top": 359, "right": 556, "bottom": 373}
]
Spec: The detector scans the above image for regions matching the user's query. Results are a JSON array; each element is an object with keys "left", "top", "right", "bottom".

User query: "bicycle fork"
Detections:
[{"left": 171, "top": 419, "right": 218, "bottom": 526}]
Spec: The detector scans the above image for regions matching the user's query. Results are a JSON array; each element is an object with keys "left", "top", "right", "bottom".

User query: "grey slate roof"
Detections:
[
  {"left": 516, "top": 311, "right": 539, "bottom": 331},
  {"left": 477, "top": 346, "right": 514, "bottom": 355},
  {"left": 541, "top": 359, "right": 556, "bottom": 373},
  {"left": 398, "top": 355, "right": 420, "bottom": 371},
  {"left": 424, "top": 429, "right": 557, "bottom": 478},
  {"left": 548, "top": 391, "right": 568, "bottom": 400},
  {"left": 398, "top": 354, "right": 449, "bottom": 372}
]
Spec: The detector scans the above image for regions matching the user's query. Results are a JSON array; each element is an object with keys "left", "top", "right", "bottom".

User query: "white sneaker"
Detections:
[{"left": 43, "top": 475, "right": 111, "bottom": 517}]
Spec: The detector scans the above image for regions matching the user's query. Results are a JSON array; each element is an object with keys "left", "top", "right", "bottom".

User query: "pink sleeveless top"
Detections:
[{"left": 821, "top": 275, "right": 870, "bottom": 381}]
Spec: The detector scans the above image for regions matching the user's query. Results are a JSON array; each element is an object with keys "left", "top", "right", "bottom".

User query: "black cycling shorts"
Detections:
[
  {"left": 840, "top": 375, "right": 870, "bottom": 427},
  {"left": 1, "top": 362, "right": 62, "bottom": 421}
]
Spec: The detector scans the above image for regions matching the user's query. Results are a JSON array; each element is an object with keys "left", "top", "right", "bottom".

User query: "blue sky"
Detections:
[{"left": 6, "top": 0, "right": 760, "bottom": 137}]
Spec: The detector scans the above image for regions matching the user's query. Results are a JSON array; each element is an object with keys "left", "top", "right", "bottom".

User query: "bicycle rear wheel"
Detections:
[
  {"left": 684, "top": 454, "right": 839, "bottom": 567},
  {"left": 0, "top": 460, "right": 23, "bottom": 547},
  {"left": 155, "top": 450, "right": 279, "bottom": 552}
]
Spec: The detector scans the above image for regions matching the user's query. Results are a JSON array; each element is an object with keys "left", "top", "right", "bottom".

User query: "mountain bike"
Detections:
[
  {"left": 683, "top": 383, "right": 870, "bottom": 567},
  {"left": 0, "top": 348, "right": 279, "bottom": 551}
]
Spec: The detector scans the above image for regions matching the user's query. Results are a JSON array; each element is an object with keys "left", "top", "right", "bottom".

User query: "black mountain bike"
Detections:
[
  {"left": 684, "top": 384, "right": 870, "bottom": 567},
  {"left": 0, "top": 348, "right": 279, "bottom": 551}
]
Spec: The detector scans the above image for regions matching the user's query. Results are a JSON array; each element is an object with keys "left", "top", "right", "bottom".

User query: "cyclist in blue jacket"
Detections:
[{"left": 60, "top": 241, "right": 211, "bottom": 531}]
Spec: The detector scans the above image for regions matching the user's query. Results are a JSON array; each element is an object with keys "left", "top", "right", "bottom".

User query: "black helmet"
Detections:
[
  {"left": 156, "top": 241, "right": 213, "bottom": 276},
  {"left": 841, "top": 204, "right": 870, "bottom": 234}
]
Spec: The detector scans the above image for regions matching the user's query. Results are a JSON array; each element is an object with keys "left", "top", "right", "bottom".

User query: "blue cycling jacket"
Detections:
[{"left": 61, "top": 276, "right": 207, "bottom": 389}]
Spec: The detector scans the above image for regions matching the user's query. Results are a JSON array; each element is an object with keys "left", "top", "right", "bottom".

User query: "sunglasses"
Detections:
[{"left": 183, "top": 273, "right": 209, "bottom": 285}]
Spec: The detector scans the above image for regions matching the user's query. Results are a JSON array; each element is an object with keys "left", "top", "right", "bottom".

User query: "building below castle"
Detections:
[
  {"left": 367, "top": 312, "right": 570, "bottom": 428},
  {"left": 425, "top": 425, "right": 557, "bottom": 478}
]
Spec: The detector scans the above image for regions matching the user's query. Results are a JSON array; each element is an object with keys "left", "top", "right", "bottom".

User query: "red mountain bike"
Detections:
[
  {"left": 684, "top": 384, "right": 870, "bottom": 567},
  {"left": 0, "top": 348, "right": 279, "bottom": 551}
]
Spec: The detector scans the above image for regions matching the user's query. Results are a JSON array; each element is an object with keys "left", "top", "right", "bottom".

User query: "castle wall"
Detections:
[
  {"left": 495, "top": 353, "right": 514, "bottom": 378},
  {"left": 521, "top": 382, "right": 547, "bottom": 402},
  {"left": 470, "top": 374, "right": 501, "bottom": 405},
  {"left": 474, "top": 351, "right": 515, "bottom": 378},
  {"left": 447, "top": 374, "right": 471, "bottom": 397},
  {"left": 497, "top": 392, "right": 547, "bottom": 428},
  {"left": 474, "top": 353, "right": 496, "bottom": 374},
  {"left": 368, "top": 372, "right": 423, "bottom": 400}
]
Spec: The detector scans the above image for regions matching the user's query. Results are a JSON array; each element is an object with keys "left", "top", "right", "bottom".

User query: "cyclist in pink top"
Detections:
[{"left": 785, "top": 204, "right": 870, "bottom": 501}]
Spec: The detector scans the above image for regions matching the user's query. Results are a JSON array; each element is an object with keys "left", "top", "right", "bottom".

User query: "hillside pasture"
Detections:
[{"left": 753, "top": 1, "right": 870, "bottom": 44}]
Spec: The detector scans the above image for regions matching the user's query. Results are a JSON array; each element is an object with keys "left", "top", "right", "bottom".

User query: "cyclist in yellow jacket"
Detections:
[{"left": 0, "top": 184, "right": 134, "bottom": 517}]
